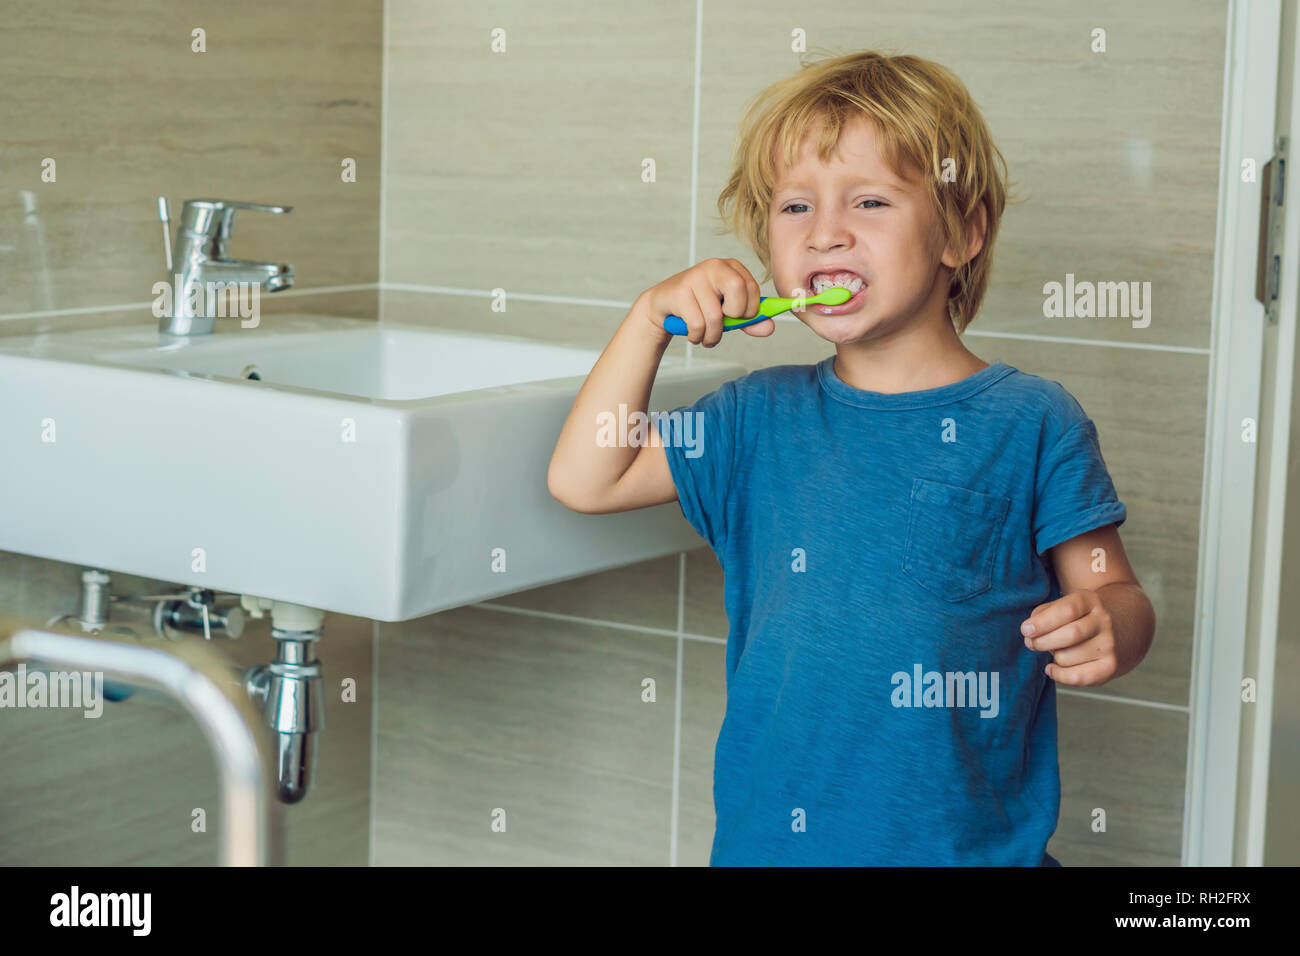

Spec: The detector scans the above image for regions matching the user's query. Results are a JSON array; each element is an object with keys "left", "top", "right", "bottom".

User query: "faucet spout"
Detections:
[
  {"left": 193, "top": 259, "right": 295, "bottom": 303},
  {"left": 198, "top": 259, "right": 294, "bottom": 290}
]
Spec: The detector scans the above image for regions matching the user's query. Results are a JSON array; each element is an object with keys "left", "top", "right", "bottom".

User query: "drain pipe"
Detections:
[
  {"left": 240, "top": 600, "right": 325, "bottom": 804},
  {"left": 48, "top": 570, "right": 328, "bottom": 805}
]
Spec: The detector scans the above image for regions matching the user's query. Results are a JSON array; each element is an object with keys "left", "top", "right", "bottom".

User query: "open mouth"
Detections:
[
  {"left": 804, "top": 270, "right": 868, "bottom": 314},
  {"left": 815, "top": 284, "right": 867, "bottom": 314}
]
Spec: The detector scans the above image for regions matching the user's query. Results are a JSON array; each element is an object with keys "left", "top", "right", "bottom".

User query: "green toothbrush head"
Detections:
[{"left": 809, "top": 287, "right": 852, "bottom": 306}]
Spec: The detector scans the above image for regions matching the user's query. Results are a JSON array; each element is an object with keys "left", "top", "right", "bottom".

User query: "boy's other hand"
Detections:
[
  {"left": 1020, "top": 589, "right": 1119, "bottom": 686},
  {"left": 639, "top": 257, "right": 775, "bottom": 348}
]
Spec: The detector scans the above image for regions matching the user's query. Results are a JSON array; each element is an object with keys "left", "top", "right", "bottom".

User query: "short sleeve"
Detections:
[
  {"left": 655, "top": 379, "right": 737, "bottom": 553},
  {"left": 1033, "top": 416, "right": 1127, "bottom": 556}
]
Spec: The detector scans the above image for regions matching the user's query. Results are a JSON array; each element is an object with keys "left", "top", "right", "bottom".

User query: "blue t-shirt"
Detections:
[{"left": 655, "top": 356, "right": 1127, "bottom": 866}]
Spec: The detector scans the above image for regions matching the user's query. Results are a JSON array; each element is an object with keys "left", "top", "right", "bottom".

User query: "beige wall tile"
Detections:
[
  {"left": 385, "top": 1, "right": 697, "bottom": 302},
  {"left": 683, "top": 546, "right": 727, "bottom": 639},
  {"left": 374, "top": 605, "right": 676, "bottom": 864},
  {"left": 678, "top": 636, "right": 726, "bottom": 866},
  {"left": 0, "top": 0, "right": 381, "bottom": 324},
  {"left": 488, "top": 554, "right": 683, "bottom": 632},
  {"left": 382, "top": 289, "right": 632, "bottom": 351},
  {"left": 1049, "top": 694, "right": 1186, "bottom": 865}
]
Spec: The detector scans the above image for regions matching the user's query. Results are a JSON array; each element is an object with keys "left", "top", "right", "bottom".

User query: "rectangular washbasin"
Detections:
[
  {"left": 96, "top": 320, "right": 607, "bottom": 401},
  {"left": 0, "top": 313, "right": 746, "bottom": 621}
]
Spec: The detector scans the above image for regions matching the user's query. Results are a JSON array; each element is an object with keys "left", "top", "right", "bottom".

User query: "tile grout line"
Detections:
[
  {"left": 372, "top": 287, "right": 1218, "bottom": 355},
  {"left": 964, "top": 329, "right": 1210, "bottom": 354},
  {"left": 1054, "top": 687, "right": 1189, "bottom": 712},
  {"left": 670, "top": 0, "right": 707, "bottom": 866},
  {"left": 684, "top": 0, "right": 704, "bottom": 373},
  {"left": 470, "top": 599, "right": 1189, "bottom": 712},
  {"left": 370, "top": 619, "right": 379, "bottom": 867},
  {"left": 379, "top": 0, "right": 391, "bottom": 322},
  {"left": 473, "top": 599, "right": 724, "bottom": 642},
  {"left": 0, "top": 283, "right": 380, "bottom": 323},
  {"left": 673, "top": 553, "right": 686, "bottom": 868},
  {"left": 370, "top": 0, "right": 389, "bottom": 868}
]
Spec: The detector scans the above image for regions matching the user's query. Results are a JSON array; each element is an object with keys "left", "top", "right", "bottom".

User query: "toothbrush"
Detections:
[{"left": 662, "top": 287, "right": 853, "bottom": 335}]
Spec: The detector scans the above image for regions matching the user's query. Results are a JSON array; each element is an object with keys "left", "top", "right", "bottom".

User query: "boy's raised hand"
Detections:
[{"left": 639, "top": 257, "right": 775, "bottom": 348}]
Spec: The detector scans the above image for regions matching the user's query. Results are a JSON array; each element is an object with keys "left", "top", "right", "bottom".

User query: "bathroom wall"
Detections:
[
  {"left": 0, "top": 0, "right": 381, "bottom": 864},
  {"left": 0, "top": 0, "right": 1229, "bottom": 867},
  {"left": 374, "top": 0, "right": 1224, "bottom": 866}
]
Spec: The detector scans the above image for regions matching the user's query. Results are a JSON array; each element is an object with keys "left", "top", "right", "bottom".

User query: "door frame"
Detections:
[{"left": 1187, "top": 0, "right": 1294, "bottom": 866}]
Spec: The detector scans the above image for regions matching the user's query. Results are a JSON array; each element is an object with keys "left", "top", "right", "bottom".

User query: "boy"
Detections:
[{"left": 547, "top": 51, "right": 1155, "bottom": 866}]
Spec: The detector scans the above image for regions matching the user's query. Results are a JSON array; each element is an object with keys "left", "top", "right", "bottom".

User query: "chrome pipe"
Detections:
[{"left": 0, "top": 628, "right": 272, "bottom": 866}]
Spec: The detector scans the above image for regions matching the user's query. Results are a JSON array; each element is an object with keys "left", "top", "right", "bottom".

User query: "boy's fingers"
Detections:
[
  {"left": 675, "top": 295, "right": 706, "bottom": 345},
  {"left": 738, "top": 261, "right": 763, "bottom": 319},
  {"left": 1045, "top": 658, "right": 1110, "bottom": 686},
  {"left": 1025, "top": 616, "right": 1095, "bottom": 652},
  {"left": 742, "top": 317, "right": 775, "bottom": 336},
  {"left": 718, "top": 270, "right": 748, "bottom": 319},
  {"left": 745, "top": 271, "right": 763, "bottom": 316},
  {"left": 1020, "top": 593, "right": 1085, "bottom": 640},
  {"left": 690, "top": 286, "right": 723, "bottom": 347},
  {"left": 722, "top": 260, "right": 760, "bottom": 319},
  {"left": 1044, "top": 634, "right": 1104, "bottom": 668}
]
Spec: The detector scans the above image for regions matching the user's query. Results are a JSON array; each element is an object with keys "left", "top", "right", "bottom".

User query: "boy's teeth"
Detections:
[{"left": 810, "top": 272, "right": 864, "bottom": 294}]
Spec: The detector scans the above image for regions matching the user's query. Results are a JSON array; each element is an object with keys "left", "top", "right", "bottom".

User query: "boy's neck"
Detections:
[{"left": 832, "top": 324, "right": 989, "bottom": 395}]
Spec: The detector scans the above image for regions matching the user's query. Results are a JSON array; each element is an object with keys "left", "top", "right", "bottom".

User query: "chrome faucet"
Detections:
[{"left": 159, "top": 198, "right": 294, "bottom": 336}]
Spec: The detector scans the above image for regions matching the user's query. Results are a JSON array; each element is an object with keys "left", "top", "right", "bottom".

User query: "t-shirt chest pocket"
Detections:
[{"left": 901, "top": 478, "right": 1011, "bottom": 602}]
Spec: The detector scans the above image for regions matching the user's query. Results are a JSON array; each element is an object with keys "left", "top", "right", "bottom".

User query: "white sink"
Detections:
[{"left": 0, "top": 314, "right": 745, "bottom": 621}]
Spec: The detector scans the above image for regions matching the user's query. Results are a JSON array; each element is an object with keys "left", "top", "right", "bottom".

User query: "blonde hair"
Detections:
[{"left": 715, "top": 50, "right": 1011, "bottom": 333}]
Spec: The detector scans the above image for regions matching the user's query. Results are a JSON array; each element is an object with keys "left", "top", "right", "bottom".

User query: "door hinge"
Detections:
[{"left": 1256, "top": 135, "right": 1287, "bottom": 324}]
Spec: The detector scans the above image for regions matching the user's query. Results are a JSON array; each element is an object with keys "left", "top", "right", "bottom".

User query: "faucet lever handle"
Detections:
[
  {"left": 195, "top": 199, "right": 293, "bottom": 250},
  {"left": 218, "top": 200, "right": 293, "bottom": 215}
]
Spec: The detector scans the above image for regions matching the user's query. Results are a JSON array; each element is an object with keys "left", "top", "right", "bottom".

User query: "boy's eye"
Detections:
[{"left": 779, "top": 199, "right": 885, "bottom": 213}]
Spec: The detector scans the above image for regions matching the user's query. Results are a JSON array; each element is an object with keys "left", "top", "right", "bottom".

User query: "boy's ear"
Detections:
[{"left": 940, "top": 202, "right": 988, "bottom": 269}]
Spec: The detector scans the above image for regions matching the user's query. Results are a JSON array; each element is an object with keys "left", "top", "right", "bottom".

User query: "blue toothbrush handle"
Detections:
[{"left": 663, "top": 298, "right": 775, "bottom": 336}]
